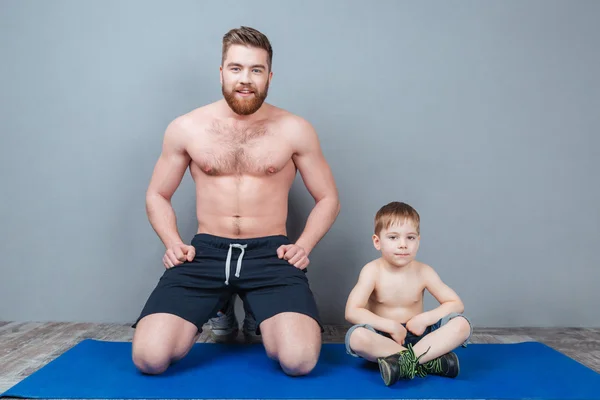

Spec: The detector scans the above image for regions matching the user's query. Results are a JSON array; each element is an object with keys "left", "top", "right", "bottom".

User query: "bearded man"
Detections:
[{"left": 131, "top": 26, "right": 340, "bottom": 377}]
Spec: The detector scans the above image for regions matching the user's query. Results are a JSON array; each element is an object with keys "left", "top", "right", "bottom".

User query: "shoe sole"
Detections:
[
  {"left": 377, "top": 358, "right": 393, "bottom": 386},
  {"left": 210, "top": 329, "right": 239, "bottom": 343},
  {"left": 450, "top": 352, "right": 460, "bottom": 378},
  {"left": 436, "top": 352, "right": 460, "bottom": 378}
]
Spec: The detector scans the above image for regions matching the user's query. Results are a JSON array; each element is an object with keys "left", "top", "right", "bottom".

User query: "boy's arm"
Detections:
[
  {"left": 345, "top": 264, "right": 403, "bottom": 334},
  {"left": 416, "top": 265, "right": 465, "bottom": 326}
]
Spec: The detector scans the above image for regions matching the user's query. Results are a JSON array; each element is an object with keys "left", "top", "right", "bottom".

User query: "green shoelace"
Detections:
[
  {"left": 419, "top": 355, "right": 443, "bottom": 376},
  {"left": 400, "top": 344, "right": 430, "bottom": 379}
]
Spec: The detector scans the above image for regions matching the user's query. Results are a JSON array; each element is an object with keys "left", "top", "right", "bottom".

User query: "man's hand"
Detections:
[
  {"left": 406, "top": 314, "right": 429, "bottom": 336},
  {"left": 277, "top": 244, "right": 309, "bottom": 269},
  {"left": 163, "top": 242, "right": 195, "bottom": 269},
  {"left": 390, "top": 322, "right": 407, "bottom": 345}
]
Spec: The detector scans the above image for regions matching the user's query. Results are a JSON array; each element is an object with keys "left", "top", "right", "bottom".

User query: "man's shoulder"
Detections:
[
  {"left": 166, "top": 103, "right": 220, "bottom": 134},
  {"left": 266, "top": 104, "right": 315, "bottom": 132},
  {"left": 180, "top": 102, "right": 220, "bottom": 123}
]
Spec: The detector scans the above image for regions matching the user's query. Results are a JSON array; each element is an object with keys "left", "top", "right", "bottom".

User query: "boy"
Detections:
[{"left": 344, "top": 202, "right": 472, "bottom": 386}]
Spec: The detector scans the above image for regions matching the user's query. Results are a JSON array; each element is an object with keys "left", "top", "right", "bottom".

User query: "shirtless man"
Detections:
[{"left": 131, "top": 26, "right": 340, "bottom": 376}]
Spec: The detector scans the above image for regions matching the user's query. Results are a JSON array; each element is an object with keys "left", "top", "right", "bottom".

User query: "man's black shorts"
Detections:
[{"left": 133, "top": 234, "right": 322, "bottom": 334}]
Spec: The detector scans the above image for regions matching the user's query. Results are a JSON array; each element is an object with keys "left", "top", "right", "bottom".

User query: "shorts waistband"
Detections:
[{"left": 191, "top": 233, "right": 291, "bottom": 250}]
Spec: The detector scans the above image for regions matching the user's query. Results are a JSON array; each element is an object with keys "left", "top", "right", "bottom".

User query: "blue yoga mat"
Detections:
[{"left": 2, "top": 339, "right": 600, "bottom": 399}]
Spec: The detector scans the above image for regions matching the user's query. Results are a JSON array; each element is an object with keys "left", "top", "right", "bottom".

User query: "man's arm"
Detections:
[
  {"left": 345, "top": 264, "right": 401, "bottom": 334},
  {"left": 417, "top": 265, "right": 465, "bottom": 325},
  {"left": 290, "top": 117, "right": 340, "bottom": 254},
  {"left": 146, "top": 118, "right": 191, "bottom": 249}
]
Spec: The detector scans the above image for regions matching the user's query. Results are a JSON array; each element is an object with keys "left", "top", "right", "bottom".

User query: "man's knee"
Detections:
[
  {"left": 277, "top": 345, "right": 320, "bottom": 376},
  {"left": 131, "top": 313, "right": 199, "bottom": 374},
  {"left": 264, "top": 345, "right": 278, "bottom": 361},
  {"left": 132, "top": 346, "right": 171, "bottom": 375}
]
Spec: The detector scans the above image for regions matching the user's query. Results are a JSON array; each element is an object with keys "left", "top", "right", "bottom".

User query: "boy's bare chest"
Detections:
[
  {"left": 372, "top": 276, "right": 425, "bottom": 306},
  {"left": 190, "top": 121, "right": 294, "bottom": 176}
]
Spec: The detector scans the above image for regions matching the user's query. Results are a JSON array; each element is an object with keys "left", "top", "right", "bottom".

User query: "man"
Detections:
[{"left": 131, "top": 26, "right": 340, "bottom": 377}]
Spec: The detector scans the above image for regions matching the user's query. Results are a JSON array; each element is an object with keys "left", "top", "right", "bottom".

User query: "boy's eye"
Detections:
[{"left": 408, "top": 236, "right": 415, "bottom": 240}]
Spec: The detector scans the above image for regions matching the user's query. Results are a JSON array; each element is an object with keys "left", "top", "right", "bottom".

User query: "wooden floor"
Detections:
[{"left": 1, "top": 321, "right": 599, "bottom": 397}]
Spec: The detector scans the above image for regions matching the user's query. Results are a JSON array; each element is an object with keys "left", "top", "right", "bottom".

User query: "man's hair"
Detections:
[
  {"left": 374, "top": 201, "right": 421, "bottom": 235},
  {"left": 222, "top": 26, "right": 273, "bottom": 71}
]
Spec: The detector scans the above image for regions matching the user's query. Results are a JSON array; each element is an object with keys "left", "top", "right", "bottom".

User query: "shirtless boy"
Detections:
[{"left": 344, "top": 202, "right": 472, "bottom": 386}]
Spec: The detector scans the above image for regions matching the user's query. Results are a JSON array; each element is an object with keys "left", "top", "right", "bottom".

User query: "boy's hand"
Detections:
[
  {"left": 406, "top": 314, "right": 429, "bottom": 336},
  {"left": 390, "top": 322, "right": 407, "bottom": 345}
]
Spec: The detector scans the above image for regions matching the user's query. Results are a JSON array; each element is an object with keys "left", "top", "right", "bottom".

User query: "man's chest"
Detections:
[{"left": 189, "top": 122, "right": 295, "bottom": 176}]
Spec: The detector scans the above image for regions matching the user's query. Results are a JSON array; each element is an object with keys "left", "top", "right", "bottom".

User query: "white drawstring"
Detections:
[{"left": 224, "top": 243, "right": 247, "bottom": 285}]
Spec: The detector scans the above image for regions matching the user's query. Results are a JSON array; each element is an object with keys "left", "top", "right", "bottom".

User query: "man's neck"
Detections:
[{"left": 219, "top": 100, "right": 269, "bottom": 123}]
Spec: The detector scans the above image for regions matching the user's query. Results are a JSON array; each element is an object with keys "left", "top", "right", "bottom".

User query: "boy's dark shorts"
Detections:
[
  {"left": 133, "top": 234, "right": 323, "bottom": 334},
  {"left": 345, "top": 313, "right": 473, "bottom": 358}
]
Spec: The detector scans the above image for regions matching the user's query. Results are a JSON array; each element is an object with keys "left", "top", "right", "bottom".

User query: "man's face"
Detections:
[{"left": 220, "top": 45, "right": 272, "bottom": 115}]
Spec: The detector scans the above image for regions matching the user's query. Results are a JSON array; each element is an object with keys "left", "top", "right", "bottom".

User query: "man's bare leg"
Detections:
[
  {"left": 260, "top": 312, "right": 321, "bottom": 376},
  {"left": 132, "top": 313, "right": 199, "bottom": 374}
]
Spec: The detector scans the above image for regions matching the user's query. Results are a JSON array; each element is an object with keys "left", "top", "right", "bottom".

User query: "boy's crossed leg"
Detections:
[{"left": 345, "top": 313, "right": 472, "bottom": 386}]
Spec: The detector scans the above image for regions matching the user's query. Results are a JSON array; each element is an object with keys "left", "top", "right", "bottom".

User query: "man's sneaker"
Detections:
[
  {"left": 209, "top": 298, "right": 238, "bottom": 343},
  {"left": 377, "top": 344, "right": 430, "bottom": 386},
  {"left": 242, "top": 312, "right": 261, "bottom": 343},
  {"left": 418, "top": 352, "right": 460, "bottom": 378}
]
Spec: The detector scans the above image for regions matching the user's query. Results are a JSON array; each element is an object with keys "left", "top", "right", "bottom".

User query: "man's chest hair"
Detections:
[{"left": 192, "top": 119, "right": 292, "bottom": 176}]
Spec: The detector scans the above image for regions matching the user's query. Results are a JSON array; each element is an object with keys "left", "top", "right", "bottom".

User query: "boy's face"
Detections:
[{"left": 373, "top": 219, "right": 420, "bottom": 267}]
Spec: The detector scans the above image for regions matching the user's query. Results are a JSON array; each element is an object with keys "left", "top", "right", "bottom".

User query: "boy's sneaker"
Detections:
[
  {"left": 377, "top": 344, "right": 429, "bottom": 386},
  {"left": 419, "top": 352, "right": 460, "bottom": 378},
  {"left": 209, "top": 299, "right": 238, "bottom": 343}
]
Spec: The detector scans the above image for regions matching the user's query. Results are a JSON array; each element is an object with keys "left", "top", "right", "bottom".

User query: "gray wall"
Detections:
[{"left": 1, "top": 0, "right": 598, "bottom": 327}]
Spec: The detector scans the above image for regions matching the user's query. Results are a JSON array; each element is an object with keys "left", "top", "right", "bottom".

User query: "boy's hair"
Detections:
[
  {"left": 374, "top": 201, "right": 420, "bottom": 235},
  {"left": 222, "top": 26, "right": 273, "bottom": 71}
]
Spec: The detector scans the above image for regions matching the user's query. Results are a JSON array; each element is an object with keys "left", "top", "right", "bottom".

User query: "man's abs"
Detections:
[
  {"left": 196, "top": 212, "right": 288, "bottom": 239},
  {"left": 191, "top": 163, "right": 296, "bottom": 238}
]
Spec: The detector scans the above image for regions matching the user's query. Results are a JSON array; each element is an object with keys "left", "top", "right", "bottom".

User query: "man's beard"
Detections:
[{"left": 222, "top": 81, "right": 269, "bottom": 116}]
